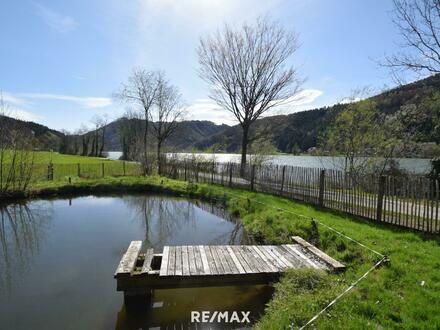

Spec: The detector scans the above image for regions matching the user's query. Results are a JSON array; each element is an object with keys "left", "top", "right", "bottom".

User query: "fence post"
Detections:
[
  {"left": 250, "top": 164, "right": 256, "bottom": 190},
  {"left": 123, "top": 161, "right": 126, "bottom": 176},
  {"left": 195, "top": 163, "right": 199, "bottom": 182},
  {"left": 280, "top": 165, "right": 286, "bottom": 194},
  {"left": 77, "top": 163, "right": 81, "bottom": 177},
  {"left": 211, "top": 162, "right": 215, "bottom": 184},
  {"left": 376, "top": 175, "right": 386, "bottom": 222},
  {"left": 229, "top": 163, "right": 233, "bottom": 187},
  {"left": 102, "top": 163, "right": 105, "bottom": 177},
  {"left": 319, "top": 169, "right": 326, "bottom": 207},
  {"left": 184, "top": 161, "right": 187, "bottom": 181},
  {"left": 47, "top": 163, "right": 53, "bottom": 181}
]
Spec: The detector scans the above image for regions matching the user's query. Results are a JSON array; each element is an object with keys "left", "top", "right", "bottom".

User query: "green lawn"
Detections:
[
  {"left": 32, "top": 151, "right": 117, "bottom": 164},
  {"left": 17, "top": 176, "right": 440, "bottom": 329}
]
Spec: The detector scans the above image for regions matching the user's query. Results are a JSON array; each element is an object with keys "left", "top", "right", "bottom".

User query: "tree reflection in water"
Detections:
[
  {"left": 122, "top": 195, "right": 250, "bottom": 250},
  {"left": 0, "top": 201, "right": 52, "bottom": 295}
]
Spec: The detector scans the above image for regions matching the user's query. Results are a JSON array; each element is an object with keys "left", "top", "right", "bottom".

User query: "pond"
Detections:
[
  {"left": 106, "top": 151, "right": 432, "bottom": 174},
  {"left": 0, "top": 195, "right": 273, "bottom": 329}
]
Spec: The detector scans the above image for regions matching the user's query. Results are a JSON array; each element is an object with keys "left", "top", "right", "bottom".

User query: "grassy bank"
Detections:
[{"left": 12, "top": 176, "right": 440, "bottom": 329}]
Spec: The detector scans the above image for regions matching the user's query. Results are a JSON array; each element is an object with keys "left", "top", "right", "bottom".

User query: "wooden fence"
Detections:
[{"left": 161, "top": 160, "right": 440, "bottom": 234}]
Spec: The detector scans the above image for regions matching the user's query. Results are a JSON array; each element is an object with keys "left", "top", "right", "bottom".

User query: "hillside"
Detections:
[
  {"left": 0, "top": 115, "right": 64, "bottom": 150},
  {"left": 3, "top": 73, "right": 440, "bottom": 155}
]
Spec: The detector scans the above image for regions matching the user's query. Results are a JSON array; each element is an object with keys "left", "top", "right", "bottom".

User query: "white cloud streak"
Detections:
[
  {"left": 185, "top": 89, "right": 323, "bottom": 125},
  {"left": 33, "top": 2, "right": 77, "bottom": 33},
  {"left": 18, "top": 93, "right": 112, "bottom": 108}
]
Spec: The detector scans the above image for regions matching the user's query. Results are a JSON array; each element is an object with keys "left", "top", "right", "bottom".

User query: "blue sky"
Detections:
[{"left": 0, "top": 0, "right": 410, "bottom": 131}]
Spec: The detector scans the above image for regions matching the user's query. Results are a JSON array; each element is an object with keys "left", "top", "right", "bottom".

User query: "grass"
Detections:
[
  {"left": 10, "top": 175, "right": 440, "bottom": 329},
  {"left": 32, "top": 151, "right": 118, "bottom": 164}
]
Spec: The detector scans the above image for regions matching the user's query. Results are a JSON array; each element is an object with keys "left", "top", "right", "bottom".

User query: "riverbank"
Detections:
[{"left": 8, "top": 176, "right": 440, "bottom": 329}]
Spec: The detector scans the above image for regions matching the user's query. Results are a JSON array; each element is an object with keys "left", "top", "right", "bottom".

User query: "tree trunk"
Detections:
[
  {"left": 99, "top": 128, "right": 105, "bottom": 157},
  {"left": 143, "top": 114, "right": 149, "bottom": 175},
  {"left": 240, "top": 125, "right": 249, "bottom": 177},
  {"left": 157, "top": 140, "right": 162, "bottom": 175}
]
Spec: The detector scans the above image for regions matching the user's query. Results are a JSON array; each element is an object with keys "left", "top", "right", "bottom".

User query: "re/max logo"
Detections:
[{"left": 191, "top": 311, "right": 251, "bottom": 323}]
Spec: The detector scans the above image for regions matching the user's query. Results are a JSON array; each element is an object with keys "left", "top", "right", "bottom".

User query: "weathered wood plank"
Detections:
[
  {"left": 284, "top": 244, "right": 321, "bottom": 269},
  {"left": 209, "top": 246, "right": 225, "bottom": 274},
  {"left": 226, "top": 246, "right": 246, "bottom": 274},
  {"left": 221, "top": 246, "right": 240, "bottom": 274},
  {"left": 175, "top": 246, "right": 183, "bottom": 276},
  {"left": 115, "top": 240, "right": 142, "bottom": 276},
  {"left": 252, "top": 246, "right": 278, "bottom": 273},
  {"left": 141, "top": 248, "right": 155, "bottom": 273},
  {"left": 260, "top": 245, "right": 286, "bottom": 270},
  {"left": 198, "top": 245, "right": 211, "bottom": 275},
  {"left": 187, "top": 246, "right": 197, "bottom": 275},
  {"left": 230, "top": 245, "right": 253, "bottom": 273},
  {"left": 243, "top": 246, "right": 266, "bottom": 273},
  {"left": 291, "top": 236, "right": 345, "bottom": 271},
  {"left": 278, "top": 245, "right": 308, "bottom": 268},
  {"left": 193, "top": 244, "right": 204, "bottom": 275},
  {"left": 159, "top": 246, "right": 169, "bottom": 276},
  {"left": 215, "top": 246, "right": 233, "bottom": 274},
  {"left": 182, "top": 245, "right": 190, "bottom": 276},
  {"left": 204, "top": 246, "right": 218, "bottom": 275},
  {"left": 271, "top": 246, "right": 294, "bottom": 268},
  {"left": 168, "top": 246, "right": 176, "bottom": 276}
]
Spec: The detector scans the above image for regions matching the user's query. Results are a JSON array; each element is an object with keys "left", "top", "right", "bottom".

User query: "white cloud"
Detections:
[
  {"left": 184, "top": 89, "right": 323, "bottom": 125},
  {"left": 7, "top": 106, "right": 43, "bottom": 122},
  {"left": 185, "top": 99, "right": 236, "bottom": 125},
  {"left": 340, "top": 97, "right": 361, "bottom": 104},
  {"left": 1, "top": 92, "right": 29, "bottom": 106},
  {"left": 33, "top": 2, "right": 77, "bottom": 33},
  {"left": 18, "top": 93, "right": 112, "bottom": 109}
]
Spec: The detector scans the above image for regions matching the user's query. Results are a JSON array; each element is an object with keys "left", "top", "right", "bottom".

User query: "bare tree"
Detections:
[
  {"left": 151, "top": 73, "right": 184, "bottom": 174},
  {"left": 383, "top": 0, "right": 440, "bottom": 78},
  {"left": 197, "top": 17, "right": 302, "bottom": 175},
  {"left": 115, "top": 69, "right": 160, "bottom": 174},
  {"left": 0, "top": 94, "right": 35, "bottom": 195}
]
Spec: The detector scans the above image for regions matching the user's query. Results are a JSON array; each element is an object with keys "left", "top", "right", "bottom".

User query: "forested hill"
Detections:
[
  {"left": 0, "top": 115, "right": 64, "bottom": 150},
  {"left": 3, "top": 73, "right": 440, "bottom": 154},
  {"left": 193, "top": 74, "right": 440, "bottom": 154}
]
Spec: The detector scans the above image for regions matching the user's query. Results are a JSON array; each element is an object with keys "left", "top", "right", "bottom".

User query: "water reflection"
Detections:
[
  {"left": 0, "top": 195, "right": 269, "bottom": 330},
  {"left": 0, "top": 202, "right": 52, "bottom": 295},
  {"left": 115, "top": 285, "right": 274, "bottom": 329},
  {"left": 123, "top": 196, "right": 250, "bottom": 250}
]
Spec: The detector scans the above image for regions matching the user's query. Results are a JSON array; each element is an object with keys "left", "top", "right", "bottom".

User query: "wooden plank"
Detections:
[
  {"left": 209, "top": 246, "right": 225, "bottom": 274},
  {"left": 252, "top": 246, "right": 278, "bottom": 272},
  {"left": 238, "top": 246, "right": 260, "bottom": 273},
  {"left": 198, "top": 245, "right": 211, "bottom": 275},
  {"left": 175, "top": 246, "right": 183, "bottom": 276},
  {"left": 159, "top": 246, "right": 169, "bottom": 276},
  {"left": 115, "top": 240, "right": 142, "bottom": 276},
  {"left": 259, "top": 245, "right": 284, "bottom": 270},
  {"left": 141, "top": 249, "right": 154, "bottom": 273},
  {"left": 270, "top": 246, "right": 294, "bottom": 268},
  {"left": 284, "top": 244, "right": 321, "bottom": 270},
  {"left": 204, "top": 246, "right": 219, "bottom": 275},
  {"left": 230, "top": 245, "right": 253, "bottom": 273},
  {"left": 263, "top": 245, "right": 289, "bottom": 269},
  {"left": 220, "top": 246, "right": 240, "bottom": 274},
  {"left": 245, "top": 246, "right": 269, "bottom": 273},
  {"left": 226, "top": 246, "right": 246, "bottom": 274},
  {"left": 291, "top": 237, "right": 345, "bottom": 271},
  {"left": 193, "top": 244, "right": 204, "bottom": 275},
  {"left": 214, "top": 246, "right": 233, "bottom": 274},
  {"left": 182, "top": 246, "right": 190, "bottom": 276},
  {"left": 279, "top": 245, "right": 308, "bottom": 268},
  {"left": 167, "top": 246, "right": 176, "bottom": 276},
  {"left": 187, "top": 246, "right": 197, "bottom": 275}
]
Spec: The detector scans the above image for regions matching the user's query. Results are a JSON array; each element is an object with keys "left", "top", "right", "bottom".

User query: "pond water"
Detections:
[
  {"left": 0, "top": 195, "right": 272, "bottom": 329},
  {"left": 106, "top": 151, "right": 431, "bottom": 174}
]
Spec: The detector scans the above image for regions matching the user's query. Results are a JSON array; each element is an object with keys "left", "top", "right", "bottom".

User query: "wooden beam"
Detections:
[{"left": 114, "top": 240, "right": 142, "bottom": 277}]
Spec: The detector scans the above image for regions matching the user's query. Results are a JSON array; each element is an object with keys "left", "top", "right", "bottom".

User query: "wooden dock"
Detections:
[{"left": 114, "top": 236, "right": 345, "bottom": 296}]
